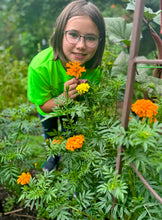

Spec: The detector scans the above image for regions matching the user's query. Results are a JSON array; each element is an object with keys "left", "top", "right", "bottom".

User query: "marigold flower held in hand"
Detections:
[
  {"left": 66, "top": 60, "right": 86, "bottom": 78},
  {"left": 66, "top": 135, "right": 85, "bottom": 151},
  {"left": 131, "top": 99, "right": 158, "bottom": 122},
  {"left": 17, "top": 172, "right": 31, "bottom": 185},
  {"left": 76, "top": 83, "right": 90, "bottom": 94}
]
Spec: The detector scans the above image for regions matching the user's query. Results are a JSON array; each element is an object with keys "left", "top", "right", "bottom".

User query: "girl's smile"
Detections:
[
  {"left": 72, "top": 52, "right": 86, "bottom": 60},
  {"left": 63, "top": 16, "right": 99, "bottom": 65}
]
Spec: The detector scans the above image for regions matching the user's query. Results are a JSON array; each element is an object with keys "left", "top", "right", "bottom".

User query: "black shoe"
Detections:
[{"left": 42, "top": 155, "right": 60, "bottom": 171}]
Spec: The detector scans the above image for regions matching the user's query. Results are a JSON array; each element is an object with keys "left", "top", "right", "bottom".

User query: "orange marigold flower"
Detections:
[
  {"left": 66, "top": 60, "right": 86, "bottom": 78},
  {"left": 17, "top": 172, "right": 31, "bottom": 185},
  {"left": 66, "top": 135, "right": 85, "bottom": 151},
  {"left": 52, "top": 137, "right": 63, "bottom": 145},
  {"left": 131, "top": 99, "right": 158, "bottom": 122},
  {"left": 111, "top": 4, "right": 116, "bottom": 8}
]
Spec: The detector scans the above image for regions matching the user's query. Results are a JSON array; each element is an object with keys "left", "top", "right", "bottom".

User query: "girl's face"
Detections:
[{"left": 63, "top": 16, "right": 99, "bottom": 65}]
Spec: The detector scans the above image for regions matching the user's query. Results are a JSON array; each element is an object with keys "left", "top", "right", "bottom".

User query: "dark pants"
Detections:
[
  {"left": 39, "top": 114, "right": 62, "bottom": 171},
  {"left": 39, "top": 114, "right": 59, "bottom": 139}
]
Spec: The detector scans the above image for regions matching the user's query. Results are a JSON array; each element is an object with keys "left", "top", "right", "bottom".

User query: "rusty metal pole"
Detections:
[
  {"left": 116, "top": 0, "right": 145, "bottom": 176},
  {"left": 111, "top": 1, "right": 162, "bottom": 216},
  {"left": 121, "top": 0, "right": 145, "bottom": 130},
  {"left": 111, "top": 0, "right": 146, "bottom": 215}
]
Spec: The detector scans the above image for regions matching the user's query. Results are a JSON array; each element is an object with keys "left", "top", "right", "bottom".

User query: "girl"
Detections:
[{"left": 27, "top": 0, "right": 106, "bottom": 171}]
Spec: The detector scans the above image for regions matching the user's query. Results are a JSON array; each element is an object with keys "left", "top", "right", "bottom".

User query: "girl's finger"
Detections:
[{"left": 69, "top": 83, "right": 78, "bottom": 91}]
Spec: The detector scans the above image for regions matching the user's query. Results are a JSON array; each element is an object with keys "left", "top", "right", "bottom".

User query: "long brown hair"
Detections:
[{"left": 50, "top": 0, "right": 105, "bottom": 69}]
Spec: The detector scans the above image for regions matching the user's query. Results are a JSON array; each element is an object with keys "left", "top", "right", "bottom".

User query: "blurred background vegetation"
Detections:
[
  {"left": 0, "top": 0, "right": 160, "bottom": 62},
  {"left": 0, "top": 0, "right": 128, "bottom": 62},
  {"left": 0, "top": 0, "right": 161, "bottom": 110}
]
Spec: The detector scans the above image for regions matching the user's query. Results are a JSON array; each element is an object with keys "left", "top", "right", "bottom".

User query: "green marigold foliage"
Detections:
[
  {"left": 12, "top": 75, "right": 161, "bottom": 220},
  {"left": 0, "top": 104, "right": 44, "bottom": 194}
]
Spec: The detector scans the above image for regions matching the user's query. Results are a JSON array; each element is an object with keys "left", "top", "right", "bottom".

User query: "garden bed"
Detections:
[{"left": 0, "top": 185, "right": 39, "bottom": 220}]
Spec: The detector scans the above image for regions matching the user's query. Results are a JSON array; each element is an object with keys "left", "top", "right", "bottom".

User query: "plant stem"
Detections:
[
  {"left": 128, "top": 168, "right": 136, "bottom": 198},
  {"left": 130, "top": 162, "right": 162, "bottom": 204},
  {"left": 67, "top": 205, "right": 98, "bottom": 220}
]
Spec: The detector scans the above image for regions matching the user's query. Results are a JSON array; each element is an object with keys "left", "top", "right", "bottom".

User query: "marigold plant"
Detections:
[
  {"left": 76, "top": 83, "right": 90, "bottom": 94},
  {"left": 131, "top": 99, "right": 158, "bottom": 122},
  {"left": 17, "top": 172, "right": 31, "bottom": 185},
  {"left": 66, "top": 60, "right": 86, "bottom": 78},
  {"left": 66, "top": 135, "right": 85, "bottom": 151}
]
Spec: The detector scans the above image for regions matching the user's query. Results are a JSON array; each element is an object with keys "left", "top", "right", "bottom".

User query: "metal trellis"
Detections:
[{"left": 112, "top": 0, "right": 162, "bottom": 214}]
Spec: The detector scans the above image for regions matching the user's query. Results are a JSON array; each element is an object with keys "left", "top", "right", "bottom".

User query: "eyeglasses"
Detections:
[{"left": 64, "top": 30, "right": 100, "bottom": 48}]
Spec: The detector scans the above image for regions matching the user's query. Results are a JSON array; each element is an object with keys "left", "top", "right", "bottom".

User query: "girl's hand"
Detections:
[
  {"left": 40, "top": 77, "right": 88, "bottom": 113},
  {"left": 63, "top": 78, "right": 79, "bottom": 99},
  {"left": 63, "top": 78, "right": 88, "bottom": 99},
  {"left": 78, "top": 79, "right": 87, "bottom": 84}
]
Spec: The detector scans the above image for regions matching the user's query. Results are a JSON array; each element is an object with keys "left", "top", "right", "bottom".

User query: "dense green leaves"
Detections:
[{"left": 4, "top": 75, "right": 159, "bottom": 219}]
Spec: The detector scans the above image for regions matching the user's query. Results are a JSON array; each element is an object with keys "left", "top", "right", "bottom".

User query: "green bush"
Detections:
[
  {"left": 0, "top": 48, "right": 28, "bottom": 110},
  {"left": 1, "top": 71, "right": 161, "bottom": 219},
  {"left": 17, "top": 78, "right": 161, "bottom": 220}
]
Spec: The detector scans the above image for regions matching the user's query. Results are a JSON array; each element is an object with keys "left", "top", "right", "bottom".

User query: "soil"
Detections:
[{"left": 0, "top": 185, "right": 41, "bottom": 220}]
